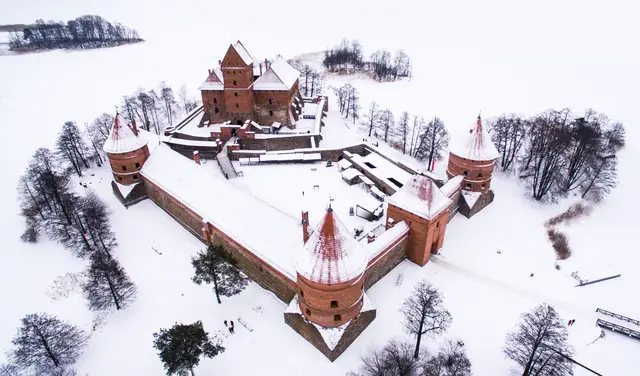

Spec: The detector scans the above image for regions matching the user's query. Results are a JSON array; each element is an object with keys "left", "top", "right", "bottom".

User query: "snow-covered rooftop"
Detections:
[
  {"left": 450, "top": 115, "right": 499, "bottom": 161},
  {"left": 294, "top": 208, "right": 367, "bottom": 284},
  {"left": 388, "top": 175, "right": 452, "bottom": 221},
  {"left": 103, "top": 113, "right": 149, "bottom": 154},
  {"left": 141, "top": 144, "right": 301, "bottom": 280},
  {"left": 350, "top": 152, "right": 413, "bottom": 191},
  {"left": 199, "top": 67, "right": 224, "bottom": 91},
  {"left": 253, "top": 57, "right": 299, "bottom": 91},
  {"left": 440, "top": 175, "right": 463, "bottom": 197},
  {"left": 233, "top": 41, "right": 253, "bottom": 66}
]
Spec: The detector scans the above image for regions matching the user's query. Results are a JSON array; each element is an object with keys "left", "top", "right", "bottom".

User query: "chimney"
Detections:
[
  {"left": 218, "top": 60, "right": 222, "bottom": 67},
  {"left": 259, "top": 63, "right": 263, "bottom": 75},
  {"left": 264, "top": 58, "right": 268, "bottom": 71},
  {"left": 208, "top": 69, "right": 212, "bottom": 76},
  {"left": 367, "top": 232, "right": 376, "bottom": 244},
  {"left": 192, "top": 150, "right": 201, "bottom": 165},
  {"left": 301, "top": 211, "right": 310, "bottom": 243}
]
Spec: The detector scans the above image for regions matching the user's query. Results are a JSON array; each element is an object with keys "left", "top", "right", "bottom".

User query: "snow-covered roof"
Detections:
[
  {"left": 253, "top": 57, "right": 299, "bottom": 91},
  {"left": 338, "top": 159, "right": 352, "bottom": 170},
  {"left": 341, "top": 168, "right": 362, "bottom": 181},
  {"left": 440, "top": 175, "right": 463, "bottom": 197},
  {"left": 293, "top": 208, "right": 367, "bottom": 284},
  {"left": 103, "top": 113, "right": 148, "bottom": 154},
  {"left": 199, "top": 68, "right": 224, "bottom": 90},
  {"left": 141, "top": 144, "right": 301, "bottom": 280},
  {"left": 233, "top": 41, "right": 253, "bottom": 66},
  {"left": 365, "top": 221, "right": 410, "bottom": 262},
  {"left": 450, "top": 115, "right": 499, "bottom": 161},
  {"left": 388, "top": 175, "right": 452, "bottom": 221},
  {"left": 462, "top": 190, "right": 482, "bottom": 209}
]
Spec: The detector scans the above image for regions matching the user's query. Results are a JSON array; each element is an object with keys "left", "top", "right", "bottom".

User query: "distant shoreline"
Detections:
[{"left": 0, "top": 24, "right": 33, "bottom": 32}]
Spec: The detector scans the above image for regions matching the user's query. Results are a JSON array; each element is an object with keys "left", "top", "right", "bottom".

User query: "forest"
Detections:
[{"left": 8, "top": 15, "right": 142, "bottom": 51}]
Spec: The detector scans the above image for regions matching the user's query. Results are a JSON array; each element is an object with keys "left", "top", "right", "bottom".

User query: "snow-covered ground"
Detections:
[{"left": 1, "top": 0, "right": 639, "bottom": 375}]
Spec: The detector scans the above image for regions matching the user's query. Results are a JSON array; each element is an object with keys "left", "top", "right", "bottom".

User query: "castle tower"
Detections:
[
  {"left": 103, "top": 113, "right": 149, "bottom": 185},
  {"left": 386, "top": 176, "right": 452, "bottom": 265},
  {"left": 293, "top": 207, "right": 367, "bottom": 327},
  {"left": 221, "top": 41, "right": 255, "bottom": 124},
  {"left": 446, "top": 115, "right": 499, "bottom": 192}
]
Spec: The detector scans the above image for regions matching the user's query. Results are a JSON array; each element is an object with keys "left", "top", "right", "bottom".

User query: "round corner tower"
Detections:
[
  {"left": 102, "top": 114, "right": 150, "bottom": 185},
  {"left": 293, "top": 207, "right": 367, "bottom": 327},
  {"left": 446, "top": 115, "right": 499, "bottom": 192}
]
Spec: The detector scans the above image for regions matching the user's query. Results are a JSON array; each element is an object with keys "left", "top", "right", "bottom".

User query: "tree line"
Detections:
[
  {"left": 489, "top": 109, "right": 625, "bottom": 202},
  {"left": 288, "top": 60, "right": 323, "bottom": 98},
  {"left": 8, "top": 15, "right": 142, "bottom": 51},
  {"left": 334, "top": 83, "right": 450, "bottom": 171},
  {"left": 348, "top": 280, "right": 576, "bottom": 376},
  {"left": 323, "top": 38, "right": 412, "bottom": 81}
]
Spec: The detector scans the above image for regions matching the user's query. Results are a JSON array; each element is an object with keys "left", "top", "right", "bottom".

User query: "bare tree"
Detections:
[
  {"left": 490, "top": 114, "right": 528, "bottom": 172},
  {"left": 55, "top": 122, "right": 90, "bottom": 176},
  {"left": 401, "top": 280, "right": 452, "bottom": 358},
  {"left": 83, "top": 251, "right": 136, "bottom": 312},
  {"left": 423, "top": 340, "right": 471, "bottom": 376},
  {"left": 310, "top": 72, "right": 322, "bottom": 97},
  {"left": 380, "top": 109, "right": 394, "bottom": 142},
  {"left": 351, "top": 340, "right": 422, "bottom": 376},
  {"left": 178, "top": 85, "right": 198, "bottom": 114},
  {"left": 364, "top": 102, "right": 380, "bottom": 137},
  {"left": 0, "top": 363, "right": 21, "bottom": 376},
  {"left": 581, "top": 154, "right": 617, "bottom": 202},
  {"left": 414, "top": 117, "right": 450, "bottom": 171},
  {"left": 86, "top": 113, "right": 114, "bottom": 164},
  {"left": 503, "top": 304, "right": 573, "bottom": 376},
  {"left": 349, "top": 88, "right": 361, "bottom": 124},
  {"left": 410, "top": 116, "right": 425, "bottom": 157},
  {"left": 160, "top": 82, "right": 178, "bottom": 127},
  {"left": 9, "top": 313, "right": 89, "bottom": 375},
  {"left": 302, "top": 64, "right": 313, "bottom": 96},
  {"left": 398, "top": 111, "right": 411, "bottom": 154}
]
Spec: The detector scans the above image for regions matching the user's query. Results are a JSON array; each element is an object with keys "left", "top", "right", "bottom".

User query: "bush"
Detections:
[
  {"left": 547, "top": 229, "right": 571, "bottom": 260},
  {"left": 545, "top": 202, "right": 591, "bottom": 227}
]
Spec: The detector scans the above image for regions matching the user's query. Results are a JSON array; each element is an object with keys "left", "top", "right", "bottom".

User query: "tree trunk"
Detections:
[
  {"left": 190, "top": 367, "right": 195, "bottom": 376},
  {"left": 213, "top": 267, "right": 221, "bottom": 304},
  {"left": 34, "top": 325, "right": 60, "bottom": 367},
  {"left": 103, "top": 268, "right": 121, "bottom": 310},
  {"left": 414, "top": 317, "right": 424, "bottom": 359}
]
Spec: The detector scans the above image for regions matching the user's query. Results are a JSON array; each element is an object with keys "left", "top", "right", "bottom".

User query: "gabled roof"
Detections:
[
  {"left": 388, "top": 175, "right": 452, "bottom": 221},
  {"left": 253, "top": 57, "right": 299, "bottom": 91},
  {"left": 199, "top": 67, "right": 224, "bottom": 90},
  {"left": 450, "top": 115, "right": 499, "bottom": 161},
  {"left": 294, "top": 208, "right": 367, "bottom": 284},
  {"left": 103, "top": 113, "right": 148, "bottom": 154},
  {"left": 233, "top": 41, "right": 253, "bottom": 66}
]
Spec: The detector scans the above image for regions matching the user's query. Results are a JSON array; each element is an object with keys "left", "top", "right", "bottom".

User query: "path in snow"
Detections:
[{"left": 216, "top": 138, "right": 238, "bottom": 179}]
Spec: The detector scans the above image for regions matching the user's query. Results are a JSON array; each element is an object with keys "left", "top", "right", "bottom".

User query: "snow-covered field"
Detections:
[{"left": 1, "top": 0, "right": 639, "bottom": 375}]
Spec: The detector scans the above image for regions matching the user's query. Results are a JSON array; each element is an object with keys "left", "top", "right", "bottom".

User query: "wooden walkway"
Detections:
[
  {"left": 596, "top": 319, "right": 640, "bottom": 340},
  {"left": 596, "top": 308, "right": 640, "bottom": 326}
]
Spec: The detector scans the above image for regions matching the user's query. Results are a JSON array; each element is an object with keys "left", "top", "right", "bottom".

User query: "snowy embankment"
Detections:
[{"left": 2, "top": 1, "right": 640, "bottom": 375}]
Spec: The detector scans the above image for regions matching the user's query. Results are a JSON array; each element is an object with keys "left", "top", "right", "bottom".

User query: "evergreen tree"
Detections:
[
  {"left": 191, "top": 244, "right": 249, "bottom": 304},
  {"left": 153, "top": 321, "right": 224, "bottom": 376},
  {"left": 9, "top": 313, "right": 89, "bottom": 375}
]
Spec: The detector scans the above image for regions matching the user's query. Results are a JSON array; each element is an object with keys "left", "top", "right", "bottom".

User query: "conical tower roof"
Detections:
[
  {"left": 294, "top": 207, "right": 367, "bottom": 284},
  {"left": 103, "top": 113, "right": 148, "bottom": 154},
  {"left": 450, "top": 115, "right": 499, "bottom": 161}
]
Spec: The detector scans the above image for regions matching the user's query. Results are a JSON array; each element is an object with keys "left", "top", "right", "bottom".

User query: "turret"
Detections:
[
  {"left": 446, "top": 115, "right": 499, "bottom": 192},
  {"left": 102, "top": 113, "right": 149, "bottom": 185},
  {"left": 293, "top": 206, "right": 367, "bottom": 327}
]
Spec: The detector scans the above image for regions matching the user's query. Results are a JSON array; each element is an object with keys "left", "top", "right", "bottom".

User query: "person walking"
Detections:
[
  {"left": 224, "top": 320, "right": 228, "bottom": 327},
  {"left": 229, "top": 320, "right": 235, "bottom": 334}
]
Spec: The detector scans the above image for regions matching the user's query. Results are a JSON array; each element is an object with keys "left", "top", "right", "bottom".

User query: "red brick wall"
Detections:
[
  {"left": 363, "top": 233, "right": 408, "bottom": 289},
  {"left": 253, "top": 90, "right": 292, "bottom": 124},
  {"left": 107, "top": 145, "right": 149, "bottom": 185},
  {"left": 446, "top": 153, "right": 495, "bottom": 192},
  {"left": 143, "top": 177, "right": 297, "bottom": 302},
  {"left": 297, "top": 274, "right": 364, "bottom": 327},
  {"left": 385, "top": 204, "right": 449, "bottom": 266},
  {"left": 201, "top": 90, "right": 226, "bottom": 123}
]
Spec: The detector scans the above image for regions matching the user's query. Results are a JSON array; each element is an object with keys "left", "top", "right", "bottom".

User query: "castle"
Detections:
[{"left": 102, "top": 41, "right": 499, "bottom": 361}]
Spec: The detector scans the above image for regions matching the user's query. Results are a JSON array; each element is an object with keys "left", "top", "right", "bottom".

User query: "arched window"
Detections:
[
  {"left": 478, "top": 172, "right": 483, "bottom": 178},
  {"left": 334, "top": 314, "right": 342, "bottom": 321},
  {"left": 466, "top": 183, "right": 472, "bottom": 189},
  {"left": 213, "top": 98, "right": 217, "bottom": 104},
  {"left": 463, "top": 171, "right": 468, "bottom": 176},
  {"left": 268, "top": 98, "right": 273, "bottom": 105},
  {"left": 214, "top": 107, "right": 219, "bottom": 114},
  {"left": 269, "top": 110, "right": 274, "bottom": 116},
  {"left": 330, "top": 300, "right": 338, "bottom": 308},
  {"left": 233, "top": 80, "right": 237, "bottom": 86},
  {"left": 305, "top": 309, "right": 311, "bottom": 316},
  {"left": 299, "top": 289, "right": 304, "bottom": 297},
  {"left": 235, "top": 103, "right": 239, "bottom": 108},
  {"left": 133, "top": 174, "right": 138, "bottom": 180},
  {"left": 234, "top": 92, "right": 238, "bottom": 97},
  {"left": 482, "top": 183, "right": 486, "bottom": 189}
]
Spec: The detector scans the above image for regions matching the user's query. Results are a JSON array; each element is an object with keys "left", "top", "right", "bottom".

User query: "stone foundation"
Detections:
[
  {"left": 459, "top": 189, "right": 495, "bottom": 218},
  {"left": 111, "top": 181, "right": 148, "bottom": 208},
  {"left": 284, "top": 309, "right": 376, "bottom": 362}
]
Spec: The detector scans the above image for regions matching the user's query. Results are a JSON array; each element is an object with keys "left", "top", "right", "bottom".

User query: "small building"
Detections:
[{"left": 341, "top": 168, "right": 362, "bottom": 185}]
